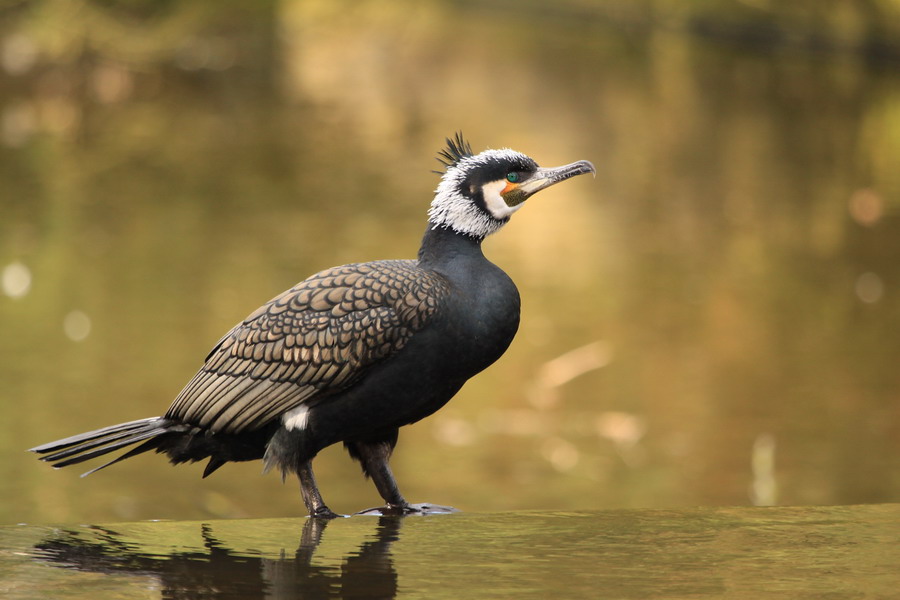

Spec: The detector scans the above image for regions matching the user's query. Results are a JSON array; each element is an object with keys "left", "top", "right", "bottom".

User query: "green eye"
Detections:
[{"left": 506, "top": 172, "right": 519, "bottom": 183}]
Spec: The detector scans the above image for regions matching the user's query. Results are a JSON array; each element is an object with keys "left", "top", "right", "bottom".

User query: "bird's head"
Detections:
[{"left": 428, "top": 133, "right": 596, "bottom": 239}]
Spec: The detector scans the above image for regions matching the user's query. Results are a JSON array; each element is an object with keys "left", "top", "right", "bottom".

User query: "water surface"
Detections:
[{"left": 3, "top": 505, "right": 898, "bottom": 599}]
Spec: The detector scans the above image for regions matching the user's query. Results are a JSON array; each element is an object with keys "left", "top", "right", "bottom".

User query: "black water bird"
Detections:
[{"left": 30, "top": 134, "right": 596, "bottom": 518}]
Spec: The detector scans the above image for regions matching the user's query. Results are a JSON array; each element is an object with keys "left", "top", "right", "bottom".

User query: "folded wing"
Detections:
[{"left": 165, "top": 260, "right": 448, "bottom": 434}]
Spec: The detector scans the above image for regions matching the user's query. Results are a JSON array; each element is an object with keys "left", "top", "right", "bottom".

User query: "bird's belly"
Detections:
[{"left": 305, "top": 303, "right": 519, "bottom": 449}]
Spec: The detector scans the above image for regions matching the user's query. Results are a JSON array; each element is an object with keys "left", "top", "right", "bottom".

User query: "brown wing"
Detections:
[{"left": 165, "top": 260, "right": 448, "bottom": 434}]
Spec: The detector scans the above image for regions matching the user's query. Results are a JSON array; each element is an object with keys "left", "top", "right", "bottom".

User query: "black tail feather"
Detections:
[
  {"left": 29, "top": 417, "right": 188, "bottom": 476},
  {"left": 31, "top": 416, "right": 273, "bottom": 478},
  {"left": 30, "top": 418, "right": 164, "bottom": 454},
  {"left": 31, "top": 425, "right": 163, "bottom": 463},
  {"left": 79, "top": 436, "right": 178, "bottom": 477},
  {"left": 47, "top": 426, "right": 173, "bottom": 469}
]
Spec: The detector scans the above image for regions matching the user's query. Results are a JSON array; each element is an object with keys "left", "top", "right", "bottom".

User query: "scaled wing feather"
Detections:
[{"left": 165, "top": 260, "right": 448, "bottom": 434}]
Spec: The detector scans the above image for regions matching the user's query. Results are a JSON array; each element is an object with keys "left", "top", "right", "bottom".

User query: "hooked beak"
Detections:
[{"left": 516, "top": 160, "right": 596, "bottom": 200}]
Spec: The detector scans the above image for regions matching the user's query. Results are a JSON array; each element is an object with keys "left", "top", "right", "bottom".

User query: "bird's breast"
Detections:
[{"left": 430, "top": 262, "right": 521, "bottom": 378}]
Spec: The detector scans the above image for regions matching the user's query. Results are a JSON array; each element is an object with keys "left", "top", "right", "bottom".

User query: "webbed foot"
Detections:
[{"left": 355, "top": 503, "right": 458, "bottom": 516}]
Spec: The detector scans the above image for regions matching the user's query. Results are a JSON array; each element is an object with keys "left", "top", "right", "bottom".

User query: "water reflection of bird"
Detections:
[
  {"left": 30, "top": 133, "right": 595, "bottom": 518},
  {"left": 34, "top": 517, "right": 403, "bottom": 599}
]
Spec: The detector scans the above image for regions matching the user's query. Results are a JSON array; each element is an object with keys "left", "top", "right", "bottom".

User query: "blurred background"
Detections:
[{"left": 1, "top": 0, "right": 899, "bottom": 525}]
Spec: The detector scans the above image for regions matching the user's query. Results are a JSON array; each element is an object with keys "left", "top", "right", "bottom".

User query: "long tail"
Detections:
[{"left": 29, "top": 417, "right": 189, "bottom": 477}]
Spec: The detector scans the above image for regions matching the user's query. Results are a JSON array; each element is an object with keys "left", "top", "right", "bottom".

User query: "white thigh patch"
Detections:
[{"left": 282, "top": 405, "right": 310, "bottom": 431}]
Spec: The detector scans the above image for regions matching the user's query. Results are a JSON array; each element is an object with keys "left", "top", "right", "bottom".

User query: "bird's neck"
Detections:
[{"left": 417, "top": 225, "right": 486, "bottom": 271}]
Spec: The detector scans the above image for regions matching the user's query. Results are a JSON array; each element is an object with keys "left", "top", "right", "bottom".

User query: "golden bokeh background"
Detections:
[{"left": 2, "top": 0, "right": 899, "bottom": 523}]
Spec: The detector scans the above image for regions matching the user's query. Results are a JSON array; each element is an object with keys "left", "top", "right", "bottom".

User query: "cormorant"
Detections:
[{"left": 30, "top": 134, "right": 596, "bottom": 518}]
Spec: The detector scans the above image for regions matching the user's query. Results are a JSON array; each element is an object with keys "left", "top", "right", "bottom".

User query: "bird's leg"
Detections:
[
  {"left": 368, "top": 458, "right": 410, "bottom": 512},
  {"left": 348, "top": 440, "right": 417, "bottom": 514},
  {"left": 297, "top": 460, "right": 340, "bottom": 519}
]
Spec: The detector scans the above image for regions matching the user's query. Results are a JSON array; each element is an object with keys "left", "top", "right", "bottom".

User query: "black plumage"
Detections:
[{"left": 31, "top": 135, "right": 595, "bottom": 518}]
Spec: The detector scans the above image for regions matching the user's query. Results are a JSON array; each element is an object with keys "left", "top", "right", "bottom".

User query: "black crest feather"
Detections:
[{"left": 434, "top": 132, "right": 474, "bottom": 174}]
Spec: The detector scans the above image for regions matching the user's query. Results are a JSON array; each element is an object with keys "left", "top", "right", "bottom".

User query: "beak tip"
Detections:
[{"left": 582, "top": 160, "right": 597, "bottom": 178}]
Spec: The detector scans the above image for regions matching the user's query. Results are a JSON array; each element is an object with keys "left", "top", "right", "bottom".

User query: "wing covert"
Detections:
[{"left": 165, "top": 260, "right": 448, "bottom": 433}]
